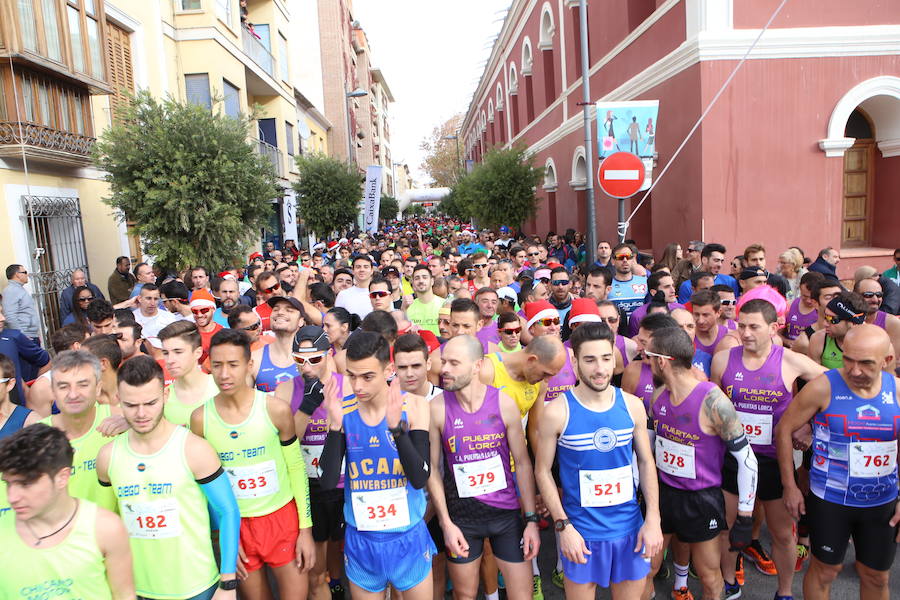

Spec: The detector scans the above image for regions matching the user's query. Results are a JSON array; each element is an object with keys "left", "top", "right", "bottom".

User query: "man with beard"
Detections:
[
  {"left": 190, "top": 289, "right": 223, "bottom": 363},
  {"left": 535, "top": 321, "right": 662, "bottom": 599},
  {"left": 547, "top": 267, "right": 573, "bottom": 324},
  {"left": 214, "top": 277, "right": 244, "bottom": 327},
  {"left": 628, "top": 271, "right": 681, "bottom": 338},
  {"left": 428, "top": 335, "right": 541, "bottom": 600},
  {"left": 251, "top": 296, "right": 303, "bottom": 392},
  {"left": 252, "top": 271, "right": 283, "bottom": 332}
]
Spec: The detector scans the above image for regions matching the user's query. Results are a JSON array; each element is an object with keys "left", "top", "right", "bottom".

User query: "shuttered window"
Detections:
[
  {"left": 285, "top": 122, "right": 294, "bottom": 155},
  {"left": 185, "top": 74, "right": 211, "bottom": 110},
  {"left": 223, "top": 79, "right": 240, "bottom": 118},
  {"left": 105, "top": 20, "right": 134, "bottom": 120}
]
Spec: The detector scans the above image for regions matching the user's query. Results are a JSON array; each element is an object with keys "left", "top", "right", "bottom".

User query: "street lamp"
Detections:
[
  {"left": 345, "top": 88, "right": 368, "bottom": 166},
  {"left": 441, "top": 133, "right": 461, "bottom": 174}
]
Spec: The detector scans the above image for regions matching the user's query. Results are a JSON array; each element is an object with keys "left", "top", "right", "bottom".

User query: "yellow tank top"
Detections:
[
  {"left": 486, "top": 352, "right": 540, "bottom": 417},
  {"left": 0, "top": 500, "right": 113, "bottom": 599},
  {"left": 164, "top": 374, "right": 219, "bottom": 427},
  {"left": 41, "top": 405, "right": 118, "bottom": 512}
]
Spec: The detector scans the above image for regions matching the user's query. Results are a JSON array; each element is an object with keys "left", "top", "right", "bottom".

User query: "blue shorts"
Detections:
[
  {"left": 344, "top": 520, "right": 437, "bottom": 592},
  {"left": 561, "top": 529, "right": 650, "bottom": 587}
]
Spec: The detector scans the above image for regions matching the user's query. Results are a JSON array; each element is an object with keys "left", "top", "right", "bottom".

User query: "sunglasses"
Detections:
[
  {"left": 0, "top": 378, "right": 9, "bottom": 384},
  {"left": 369, "top": 290, "right": 390, "bottom": 299},
  {"left": 862, "top": 291, "right": 883, "bottom": 299},
  {"left": 78, "top": 296, "right": 95, "bottom": 302},
  {"left": 260, "top": 283, "right": 281, "bottom": 293},
  {"left": 292, "top": 353, "right": 326, "bottom": 365},
  {"left": 550, "top": 280, "right": 569, "bottom": 286},
  {"left": 645, "top": 350, "right": 674, "bottom": 361},
  {"left": 824, "top": 314, "right": 855, "bottom": 325},
  {"left": 599, "top": 316, "right": 619, "bottom": 324},
  {"left": 720, "top": 299, "right": 736, "bottom": 306},
  {"left": 500, "top": 327, "right": 522, "bottom": 335},
  {"left": 241, "top": 321, "right": 261, "bottom": 331},
  {"left": 615, "top": 254, "right": 633, "bottom": 261},
  {"left": 528, "top": 252, "right": 541, "bottom": 257},
  {"left": 473, "top": 264, "right": 488, "bottom": 269},
  {"left": 536, "top": 317, "right": 560, "bottom": 327},
  {"left": 17, "top": 270, "right": 27, "bottom": 275},
  {"left": 191, "top": 307, "right": 212, "bottom": 316}
]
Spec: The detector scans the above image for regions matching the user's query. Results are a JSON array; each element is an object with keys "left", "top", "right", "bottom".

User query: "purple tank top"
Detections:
[
  {"left": 652, "top": 381, "right": 725, "bottom": 490},
  {"left": 635, "top": 362, "right": 655, "bottom": 411},
  {"left": 724, "top": 319, "right": 737, "bottom": 331},
  {"left": 720, "top": 345, "right": 790, "bottom": 457},
  {"left": 874, "top": 310, "right": 888, "bottom": 330},
  {"left": 296, "top": 373, "right": 344, "bottom": 485},
  {"left": 476, "top": 321, "right": 500, "bottom": 353},
  {"left": 785, "top": 298, "right": 818, "bottom": 340},
  {"left": 442, "top": 386, "right": 519, "bottom": 510},
  {"left": 545, "top": 348, "right": 576, "bottom": 403},
  {"left": 695, "top": 325, "right": 727, "bottom": 355},
  {"left": 615, "top": 335, "right": 630, "bottom": 368}
]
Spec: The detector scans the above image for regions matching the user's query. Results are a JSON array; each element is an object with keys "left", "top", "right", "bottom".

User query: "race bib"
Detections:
[
  {"left": 579, "top": 465, "right": 634, "bottom": 507},
  {"left": 351, "top": 487, "right": 410, "bottom": 531},
  {"left": 849, "top": 440, "right": 897, "bottom": 478},
  {"left": 452, "top": 455, "right": 507, "bottom": 498},
  {"left": 302, "top": 445, "right": 324, "bottom": 478},
  {"left": 736, "top": 412, "right": 773, "bottom": 446},
  {"left": 122, "top": 499, "right": 182, "bottom": 539},
  {"left": 655, "top": 437, "right": 696, "bottom": 479},
  {"left": 226, "top": 460, "right": 279, "bottom": 499}
]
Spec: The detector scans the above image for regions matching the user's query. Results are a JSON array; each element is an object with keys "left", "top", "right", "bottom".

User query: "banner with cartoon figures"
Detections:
[{"left": 596, "top": 100, "right": 659, "bottom": 191}]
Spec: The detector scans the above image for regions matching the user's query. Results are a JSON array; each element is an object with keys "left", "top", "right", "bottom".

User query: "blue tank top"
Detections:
[
  {"left": 343, "top": 404, "right": 426, "bottom": 534},
  {"left": 0, "top": 405, "right": 31, "bottom": 439},
  {"left": 557, "top": 388, "right": 643, "bottom": 541},
  {"left": 692, "top": 350, "right": 712, "bottom": 377},
  {"left": 810, "top": 370, "right": 900, "bottom": 508},
  {"left": 255, "top": 345, "right": 299, "bottom": 392}
]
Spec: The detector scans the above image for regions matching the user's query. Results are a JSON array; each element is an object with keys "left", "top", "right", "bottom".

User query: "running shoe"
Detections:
[
  {"left": 724, "top": 580, "right": 742, "bottom": 600},
  {"left": 735, "top": 554, "right": 745, "bottom": 586},
  {"left": 794, "top": 544, "right": 810, "bottom": 572},
  {"left": 671, "top": 586, "right": 694, "bottom": 600},
  {"left": 532, "top": 575, "right": 543, "bottom": 600},
  {"left": 773, "top": 595, "right": 793, "bottom": 600},
  {"left": 742, "top": 539, "right": 777, "bottom": 575},
  {"left": 551, "top": 569, "right": 564, "bottom": 589},
  {"left": 656, "top": 562, "right": 672, "bottom": 580}
]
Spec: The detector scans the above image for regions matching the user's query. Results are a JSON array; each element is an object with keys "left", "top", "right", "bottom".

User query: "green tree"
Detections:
[
  {"left": 450, "top": 145, "right": 543, "bottom": 229},
  {"left": 94, "top": 91, "right": 278, "bottom": 270},
  {"left": 405, "top": 204, "right": 426, "bottom": 217},
  {"left": 420, "top": 114, "right": 463, "bottom": 187},
  {"left": 380, "top": 194, "right": 399, "bottom": 221},
  {"left": 438, "top": 182, "right": 473, "bottom": 221},
  {"left": 293, "top": 153, "right": 362, "bottom": 239}
]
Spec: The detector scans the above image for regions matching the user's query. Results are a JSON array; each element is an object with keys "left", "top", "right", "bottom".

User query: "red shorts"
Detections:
[{"left": 240, "top": 499, "right": 299, "bottom": 571}]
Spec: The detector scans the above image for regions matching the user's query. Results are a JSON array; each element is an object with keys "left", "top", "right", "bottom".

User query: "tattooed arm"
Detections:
[{"left": 703, "top": 386, "right": 758, "bottom": 516}]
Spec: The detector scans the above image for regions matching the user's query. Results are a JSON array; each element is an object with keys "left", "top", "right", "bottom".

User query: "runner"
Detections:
[
  {"left": 597, "top": 300, "right": 639, "bottom": 368},
  {"left": 97, "top": 355, "right": 241, "bottom": 599},
  {"left": 776, "top": 325, "right": 900, "bottom": 600},
  {"left": 691, "top": 290, "right": 729, "bottom": 356},
  {"left": 159, "top": 320, "right": 219, "bottom": 427},
  {"left": 318, "top": 330, "right": 435, "bottom": 599},
  {"left": 534, "top": 322, "right": 663, "bottom": 600},
  {"left": 628, "top": 271, "right": 680, "bottom": 337},
  {"left": 788, "top": 278, "right": 842, "bottom": 358},
  {"left": 646, "top": 326, "right": 759, "bottom": 600},
  {"left": 609, "top": 243, "right": 649, "bottom": 321},
  {"left": 0, "top": 424, "right": 134, "bottom": 598},
  {"left": 854, "top": 277, "right": 900, "bottom": 358},
  {"left": 252, "top": 296, "right": 303, "bottom": 392},
  {"left": 711, "top": 284, "right": 738, "bottom": 332},
  {"left": 190, "top": 288, "right": 224, "bottom": 363},
  {"left": 808, "top": 293, "right": 868, "bottom": 368},
  {"left": 335, "top": 256, "right": 376, "bottom": 319},
  {"left": 0, "top": 355, "right": 39, "bottom": 437},
  {"left": 621, "top": 313, "right": 680, "bottom": 411},
  {"left": 428, "top": 335, "right": 541, "bottom": 600},
  {"left": 781, "top": 272, "right": 825, "bottom": 346},
  {"left": 191, "top": 328, "right": 314, "bottom": 600},
  {"left": 670, "top": 307, "right": 713, "bottom": 378},
  {"left": 712, "top": 299, "right": 827, "bottom": 600}
]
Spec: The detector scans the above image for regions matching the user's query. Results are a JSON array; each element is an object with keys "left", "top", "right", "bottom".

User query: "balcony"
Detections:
[
  {"left": 0, "top": 121, "right": 95, "bottom": 166},
  {"left": 242, "top": 27, "right": 275, "bottom": 77},
  {"left": 254, "top": 138, "right": 284, "bottom": 177}
]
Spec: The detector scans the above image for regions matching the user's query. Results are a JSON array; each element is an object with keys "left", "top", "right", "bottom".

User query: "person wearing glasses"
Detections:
[
  {"left": 608, "top": 244, "right": 649, "bottom": 321},
  {"left": 808, "top": 293, "right": 869, "bottom": 369},
  {"left": 132, "top": 284, "right": 178, "bottom": 350},
  {"left": 251, "top": 296, "right": 304, "bottom": 393},
  {"left": 253, "top": 270, "right": 284, "bottom": 331},
  {"left": 158, "top": 320, "right": 219, "bottom": 427},
  {"left": 854, "top": 278, "right": 900, "bottom": 359},
  {"left": 59, "top": 269, "right": 105, "bottom": 324},
  {"left": 271, "top": 325, "right": 347, "bottom": 600},
  {"left": 470, "top": 253, "right": 492, "bottom": 290},
  {"left": 62, "top": 286, "right": 96, "bottom": 329},
  {"left": 3, "top": 264, "right": 40, "bottom": 344},
  {"left": 189, "top": 289, "right": 224, "bottom": 364},
  {"left": 367, "top": 276, "right": 395, "bottom": 316},
  {"left": 671, "top": 241, "right": 705, "bottom": 290}
]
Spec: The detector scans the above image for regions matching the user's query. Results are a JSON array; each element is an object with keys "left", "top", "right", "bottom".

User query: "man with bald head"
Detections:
[
  {"left": 427, "top": 335, "right": 541, "bottom": 600},
  {"left": 776, "top": 324, "right": 900, "bottom": 600}
]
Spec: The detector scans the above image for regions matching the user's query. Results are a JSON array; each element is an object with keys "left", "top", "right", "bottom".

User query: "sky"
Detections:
[{"left": 351, "top": 0, "right": 511, "bottom": 186}]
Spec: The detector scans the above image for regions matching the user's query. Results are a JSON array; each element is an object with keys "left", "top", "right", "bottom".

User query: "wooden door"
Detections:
[{"left": 842, "top": 140, "right": 874, "bottom": 245}]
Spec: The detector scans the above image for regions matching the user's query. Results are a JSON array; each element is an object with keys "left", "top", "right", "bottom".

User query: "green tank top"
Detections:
[
  {"left": 41, "top": 405, "right": 117, "bottom": 512},
  {"left": 202, "top": 390, "right": 292, "bottom": 517},
  {"left": 0, "top": 500, "right": 112, "bottom": 599},
  {"left": 164, "top": 374, "right": 219, "bottom": 427},
  {"left": 107, "top": 426, "right": 218, "bottom": 598},
  {"left": 407, "top": 296, "right": 443, "bottom": 335},
  {"left": 822, "top": 335, "right": 844, "bottom": 369}
]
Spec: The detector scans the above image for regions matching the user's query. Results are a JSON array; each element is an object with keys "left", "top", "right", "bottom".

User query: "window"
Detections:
[
  {"left": 41, "top": 0, "right": 63, "bottom": 61},
  {"left": 38, "top": 80, "right": 52, "bottom": 126},
  {"left": 285, "top": 122, "right": 294, "bottom": 155},
  {"left": 223, "top": 79, "right": 240, "bottom": 118},
  {"left": 0, "top": 74, "right": 6, "bottom": 120},
  {"left": 106, "top": 20, "right": 135, "bottom": 120},
  {"left": 67, "top": 6, "right": 85, "bottom": 72},
  {"left": 18, "top": 0, "right": 39, "bottom": 51},
  {"left": 180, "top": 0, "right": 201, "bottom": 9},
  {"left": 215, "top": 0, "right": 231, "bottom": 25},
  {"left": 278, "top": 33, "right": 289, "bottom": 82},
  {"left": 185, "top": 73, "right": 211, "bottom": 109},
  {"left": 85, "top": 15, "right": 103, "bottom": 79}
]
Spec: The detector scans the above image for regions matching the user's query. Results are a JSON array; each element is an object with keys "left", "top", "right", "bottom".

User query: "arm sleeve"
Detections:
[
  {"left": 396, "top": 429, "right": 431, "bottom": 489},
  {"left": 319, "top": 430, "right": 346, "bottom": 490},
  {"left": 727, "top": 434, "right": 758, "bottom": 513},
  {"left": 199, "top": 468, "right": 240, "bottom": 575},
  {"left": 280, "top": 436, "right": 312, "bottom": 528}
]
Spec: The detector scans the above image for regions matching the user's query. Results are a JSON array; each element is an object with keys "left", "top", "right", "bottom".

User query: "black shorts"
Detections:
[
  {"left": 447, "top": 509, "right": 525, "bottom": 564},
  {"left": 310, "top": 484, "right": 345, "bottom": 542},
  {"left": 806, "top": 493, "right": 899, "bottom": 571},
  {"left": 659, "top": 482, "right": 726, "bottom": 543},
  {"left": 722, "top": 453, "right": 783, "bottom": 502},
  {"left": 427, "top": 515, "right": 445, "bottom": 551}
]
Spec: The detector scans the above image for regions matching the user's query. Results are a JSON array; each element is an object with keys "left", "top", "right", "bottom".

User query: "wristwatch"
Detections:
[
  {"left": 524, "top": 512, "right": 539, "bottom": 524},
  {"left": 388, "top": 419, "right": 409, "bottom": 438},
  {"left": 554, "top": 518, "right": 571, "bottom": 532},
  {"left": 219, "top": 578, "right": 238, "bottom": 591}
]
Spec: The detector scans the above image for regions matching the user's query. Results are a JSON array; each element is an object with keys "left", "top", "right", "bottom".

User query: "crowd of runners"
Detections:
[{"left": 1, "top": 218, "right": 899, "bottom": 600}]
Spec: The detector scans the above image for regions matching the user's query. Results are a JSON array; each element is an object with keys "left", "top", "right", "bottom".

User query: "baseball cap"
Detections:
[
  {"left": 381, "top": 266, "right": 400, "bottom": 278},
  {"left": 496, "top": 286, "right": 517, "bottom": 304},
  {"left": 267, "top": 296, "right": 304, "bottom": 312},
  {"left": 295, "top": 325, "right": 330, "bottom": 352},
  {"left": 499, "top": 225, "right": 510, "bottom": 234},
  {"left": 739, "top": 267, "right": 768, "bottom": 280}
]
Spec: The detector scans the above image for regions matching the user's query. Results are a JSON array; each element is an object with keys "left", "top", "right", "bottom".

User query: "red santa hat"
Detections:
[
  {"left": 189, "top": 288, "right": 217, "bottom": 310},
  {"left": 524, "top": 300, "right": 558, "bottom": 330},
  {"left": 568, "top": 298, "right": 602, "bottom": 325}
]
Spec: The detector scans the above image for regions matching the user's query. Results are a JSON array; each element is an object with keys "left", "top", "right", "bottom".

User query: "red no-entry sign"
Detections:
[{"left": 597, "top": 152, "right": 645, "bottom": 198}]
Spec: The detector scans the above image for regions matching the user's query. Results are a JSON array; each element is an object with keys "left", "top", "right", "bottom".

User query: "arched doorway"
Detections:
[{"left": 841, "top": 109, "right": 874, "bottom": 246}]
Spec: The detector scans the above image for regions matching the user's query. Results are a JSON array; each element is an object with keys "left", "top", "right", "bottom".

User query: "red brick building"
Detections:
[{"left": 460, "top": 0, "right": 900, "bottom": 277}]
